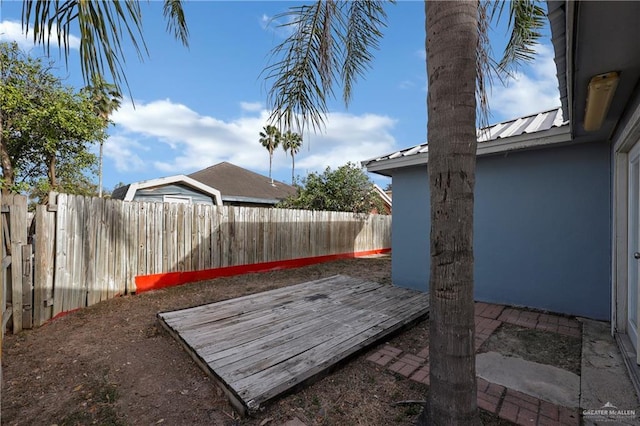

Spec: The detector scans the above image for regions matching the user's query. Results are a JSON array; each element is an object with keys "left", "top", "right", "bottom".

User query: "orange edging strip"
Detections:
[{"left": 134, "top": 248, "right": 391, "bottom": 293}]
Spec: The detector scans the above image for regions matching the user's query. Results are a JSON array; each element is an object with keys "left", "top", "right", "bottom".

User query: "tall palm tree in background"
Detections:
[
  {"left": 20, "top": 0, "right": 544, "bottom": 423},
  {"left": 84, "top": 76, "right": 121, "bottom": 197},
  {"left": 281, "top": 130, "right": 303, "bottom": 184},
  {"left": 259, "top": 125, "right": 281, "bottom": 184}
]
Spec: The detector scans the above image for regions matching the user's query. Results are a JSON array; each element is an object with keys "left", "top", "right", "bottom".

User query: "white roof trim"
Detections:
[
  {"left": 124, "top": 175, "right": 223, "bottom": 205},
  {"left": 365, "top": 125, "right": 572, "bottom": 175},
  {"left": 373, "top": 184, "right": 392, "bottom": 207}
]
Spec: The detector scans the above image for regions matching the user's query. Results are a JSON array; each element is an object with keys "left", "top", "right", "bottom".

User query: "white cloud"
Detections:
[
  {"left": 295, "top": 112, "right": 397, "bottom": 172},
  {"left": 103, "top": 135, "right": 147, "bottom": 172},
  {"left": 240, "top": 101, "right": 263, "bottom": 112},
  {"left": 0, "top": 19, "right": 80, "bottom": 51},
  {"left": 488, "top": 43, "right": 561, "bottom": 120},
  {"left": 109, "top": 99, "right": 397, "bottom": 179}
]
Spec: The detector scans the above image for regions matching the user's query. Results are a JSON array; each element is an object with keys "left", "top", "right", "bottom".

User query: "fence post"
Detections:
[{"left": 9, "top": 195, "right": 27, "bottom": 333}]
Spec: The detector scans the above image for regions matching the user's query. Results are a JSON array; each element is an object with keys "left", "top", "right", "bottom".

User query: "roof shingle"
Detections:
[{"left": 189, "top": 162, "right": 296, "bottom": 202}]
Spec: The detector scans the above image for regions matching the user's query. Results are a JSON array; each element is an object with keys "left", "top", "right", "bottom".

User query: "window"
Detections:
[{"left": 163, "top": 195, "right": 192, "bottom": 204}]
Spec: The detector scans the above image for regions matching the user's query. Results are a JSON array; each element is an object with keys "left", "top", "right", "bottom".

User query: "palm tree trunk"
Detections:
[
  {"left": 420, "top": 1, "right": 479, "bottom": 425},
  {"left": 269, "top": 151, "right": 274, "bottom": 184},
  {"left": 291, "top": 153, "right": 295, "bottom": 184}
]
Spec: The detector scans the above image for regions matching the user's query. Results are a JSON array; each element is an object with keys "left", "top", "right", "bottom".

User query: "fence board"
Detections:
[
  {"left": 82, "top": 197, "right": 95, "bottom": 307},
  {"left": 34, "top": 205, "right": 55, "bottom": 326},
  {"left": 184, "top": 204, "right": 192, "bottom": 272},
  {"left": 147, "top": 203, "right": 154, "bottom": 276},
  {"left": 176, "top": 204, "right": 185, "bottom": 272},
  {"left": 9, "top": 196, "right": 27, "bottom": 333},
  {"left": 204, "top": 206, "right": 212, "bottom": 269},
  {"left": 155, "top": 202, "right": 163, "bottom": 278},
  {"left": 75, "top": 196, "right": 86, "bottom": 310},
  {"left": 10, "top": 243, "right": 22, "bottom": 333},
  {"left": 127, "top": 201, "right": 138, "bottom": 292},
  {"left": 99, "top": 197, "right": 108, "bottom": 301},
  {"left": 59, "top": 195, "right": 70, "bottom": 313},
  {"left": 113, "top": 200, "right": 123, "bottom": 298},
  {"left": 137, "top": 202, "right": 147, "bottom": 277}
]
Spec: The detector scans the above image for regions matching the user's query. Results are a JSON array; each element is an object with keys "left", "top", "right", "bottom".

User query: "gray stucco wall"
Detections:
[
  {"left": 391, "top": 141, "right": 611, "bottom": 320},
  {"left": 132, "top": 184, "right": 215, "bottom": 205}
]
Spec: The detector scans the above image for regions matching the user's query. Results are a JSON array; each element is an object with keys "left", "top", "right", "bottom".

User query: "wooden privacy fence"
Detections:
[{"left": 27, "top": 193, "right": 391, "bottom": 328}]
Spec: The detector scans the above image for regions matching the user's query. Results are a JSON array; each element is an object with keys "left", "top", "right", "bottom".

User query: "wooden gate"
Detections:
[{"left": 1, "top": 194, "right": 33, "bottom": 335}]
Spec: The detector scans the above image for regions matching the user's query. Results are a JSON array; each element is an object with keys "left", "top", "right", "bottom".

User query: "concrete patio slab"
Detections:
[
  {"left": 476, "top": 351, "right": 580, "bottom": 408},
  {"left": 580, "top": 318, "right": 640, "bottom": 425}
]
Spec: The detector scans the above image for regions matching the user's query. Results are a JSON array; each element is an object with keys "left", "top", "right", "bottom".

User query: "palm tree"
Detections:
[
  {"left": 281, "top": 130, "right": 303, "bottom": 184},
  {"left": 264, "top": 1, "right": 544, "bottom": 424},
  {"left": 259, "top": 125, "right": 281, "bottom": 184},
  {"left": 84, "top": 76, "right": 121, "bottom": 198}
]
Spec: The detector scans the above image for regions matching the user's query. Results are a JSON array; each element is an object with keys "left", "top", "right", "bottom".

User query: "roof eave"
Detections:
[
  {"left": 365, "top": 125, "right": 572, "bottom": 175},
  {"left": 124, "top": 175, "right": 223, "bottom": 205}
]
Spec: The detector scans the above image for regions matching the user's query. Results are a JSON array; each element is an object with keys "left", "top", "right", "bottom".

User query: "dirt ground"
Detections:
[{"left": 1, "top": 257, "right": 581, "bottom": 425}]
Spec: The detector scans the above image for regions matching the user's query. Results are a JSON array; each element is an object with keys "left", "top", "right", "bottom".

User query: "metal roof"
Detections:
[{"left": 363, "top": 108, "right": 568, "bottom": 171}]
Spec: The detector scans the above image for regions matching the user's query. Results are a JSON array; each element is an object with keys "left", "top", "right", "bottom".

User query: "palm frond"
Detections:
[
  {"left": 342, "top": 1, "right": 388, "bottom": 104},
  {"left": 476, "top": 1, "right": 493, "bottom": 130},
  {"left": 22, "top": 0, "right": 189, "bottom": 96},
  {"left": 491, "top": 0, "right": 546, "bottom": 73},
  {"left": 163, "top": 0, "right": 190, "bottom": 47},
  {"left": 264, "top": 2, "right": 335, "bottom": 133},
  {"left": 264, "top": 1, "right": 392, "bottom": 134}
]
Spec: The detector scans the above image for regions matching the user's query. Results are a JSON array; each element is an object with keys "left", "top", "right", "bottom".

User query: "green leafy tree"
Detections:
[
  {"left": 259, "top": 125, "right": 281, "bottom": 184},
  {"left": 279, "top": 162, "right": 386, "bottom": 214},
  {"left": 0, "top": 41, "right": 47, "bottom": 191},
  {"left": 281, "top": 130, "right": 303, "bottom": 184},
  {"left": 0, "top": 42, "right": 106, "bottom": 196},
  {"left": 264, "top": 1, "right": 544, "bottom": 423}
]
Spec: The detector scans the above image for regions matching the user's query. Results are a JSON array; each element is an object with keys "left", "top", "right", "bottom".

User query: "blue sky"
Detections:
[{"left": 0, "top": 1, "right": 561, "bottom": 191}]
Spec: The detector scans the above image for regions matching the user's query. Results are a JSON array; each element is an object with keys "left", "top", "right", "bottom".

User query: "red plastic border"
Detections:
[{"left": 134, "top": 248, "right": 391, "bottom": 293}]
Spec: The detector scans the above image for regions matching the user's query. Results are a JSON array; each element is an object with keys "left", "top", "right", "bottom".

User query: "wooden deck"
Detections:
[{"left": 158, "top": 274, "right": 430, "bottom": 415}]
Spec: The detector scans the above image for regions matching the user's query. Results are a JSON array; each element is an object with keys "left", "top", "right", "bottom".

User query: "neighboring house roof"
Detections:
[
  {"left": 112, "top": 175, "right": 223, "bottom": 205},
  {"left": 189, "top": 162, "right": 297, "bottom": 205},
  {"left": 363, "top": 108, "right": 570, "bottom": 176}
]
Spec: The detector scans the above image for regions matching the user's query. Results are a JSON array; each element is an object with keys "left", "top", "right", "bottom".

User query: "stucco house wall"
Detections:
[{"left": 391, "top": 140, "right": 611, "bottom": 320}]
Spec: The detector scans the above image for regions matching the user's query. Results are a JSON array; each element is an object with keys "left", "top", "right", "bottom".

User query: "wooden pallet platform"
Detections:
[{"left": 158, "top": 274, "right": 430, "bottom": 415}]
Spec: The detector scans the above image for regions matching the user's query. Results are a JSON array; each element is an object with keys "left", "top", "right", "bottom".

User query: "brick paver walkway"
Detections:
[{"left": 366, "top": 302, "right": 582, "bottom": 426}]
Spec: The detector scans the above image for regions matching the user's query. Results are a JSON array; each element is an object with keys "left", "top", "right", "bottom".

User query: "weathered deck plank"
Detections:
[{"left": 158, "top": 274, "right": 430, "bottom": 416}]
